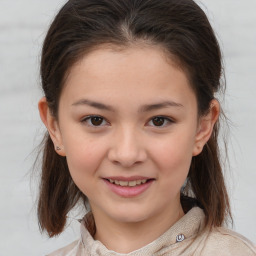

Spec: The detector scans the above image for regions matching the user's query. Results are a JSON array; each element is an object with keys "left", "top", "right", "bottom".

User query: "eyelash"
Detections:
[
  {"left": 81, "top": 115, "right": 109, "bottom": 127},
  {"left": 148, "top": 116, "right": 174, "bottom": 127},
  {"left": 81, "top": 115, "right": 174, "bottom": 128}
]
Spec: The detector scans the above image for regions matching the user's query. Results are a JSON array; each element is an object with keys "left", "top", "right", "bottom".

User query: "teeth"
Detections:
[
  {"left": 119, "top": 181, "right": 128, "bottom": 186},
  {"left": 136, "top": 180, "right": 142, "bottom": 185},
  {"left": 108, "top": 179, "right": 148, "bottom": 187},
  {"left": 128, "top": 180, "right": 137, "bottom": 187}
]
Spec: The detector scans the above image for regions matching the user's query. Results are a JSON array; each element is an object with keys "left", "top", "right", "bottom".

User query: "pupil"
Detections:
[
  {"left": 91, "top": 117, "right": 103, "bottom": 126},
  {"left": 153, "top": 117, "right": 164, "bottom": 126}
]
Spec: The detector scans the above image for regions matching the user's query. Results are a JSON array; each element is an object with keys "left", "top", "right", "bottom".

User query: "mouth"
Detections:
[
  {"left": 105, "top": 178, "right": 154, "bottom": 187},
  {"left": 102, "top": 176, "right": 155, "bottom": 197}
]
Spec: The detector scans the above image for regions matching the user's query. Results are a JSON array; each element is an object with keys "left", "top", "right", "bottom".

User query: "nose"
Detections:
[{"left": 107, "top": 126, "right": 147, "bottom": 168}]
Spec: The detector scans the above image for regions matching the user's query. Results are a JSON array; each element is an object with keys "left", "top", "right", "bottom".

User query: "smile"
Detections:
[
  {"left": 103, "top": 177, "right": 155, "bottom": 197},
  {"left": 108, "top": 179, "right": 147, "bottom": 187}
]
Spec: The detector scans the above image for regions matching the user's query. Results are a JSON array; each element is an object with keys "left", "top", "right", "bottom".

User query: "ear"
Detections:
[
  {"left": 38, "top": 97, "right": 66, "bottom": 156},
  {"left": 192, "top": 99, "right": 220, "bottom": 156}
]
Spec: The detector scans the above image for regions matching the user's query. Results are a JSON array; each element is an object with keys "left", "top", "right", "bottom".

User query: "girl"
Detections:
[{"left": 37, "top": 0, "right": 256, "bottom": 255}]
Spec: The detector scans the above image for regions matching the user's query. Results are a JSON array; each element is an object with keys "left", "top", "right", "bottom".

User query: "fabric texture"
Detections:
[{"left": 47, "top": 207, "right": 256, "bottom": 256}]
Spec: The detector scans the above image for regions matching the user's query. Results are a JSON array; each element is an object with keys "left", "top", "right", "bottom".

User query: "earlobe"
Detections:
[
  {"left": 193, "top": 99, "right": 220, "bottom": 156},
  {"left": 38, "top": 97, "right": 66, "bottom": 156}
]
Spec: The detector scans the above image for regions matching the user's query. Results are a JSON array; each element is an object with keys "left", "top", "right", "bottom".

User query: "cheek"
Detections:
[
  {"left": 154, "top": 132, "right": 194, "bottom": 157},
  {"left": 63, "top": 136, "right": 107, "bottom": 182},
  {"left": 152, "top": 140, "right": 192, "bottom": 197},
  {"left": 150, "top": 133, "right": 194, "bottom": 176}
]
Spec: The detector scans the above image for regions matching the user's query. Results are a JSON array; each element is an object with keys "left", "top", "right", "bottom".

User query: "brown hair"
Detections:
[{"left": 38, "top": 0, "right": 232, "bottom": 237}]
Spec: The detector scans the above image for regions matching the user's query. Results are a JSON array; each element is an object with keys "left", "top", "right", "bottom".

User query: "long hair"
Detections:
[{"left": 38, "top": 0, "right": 232, "bottom": 236}]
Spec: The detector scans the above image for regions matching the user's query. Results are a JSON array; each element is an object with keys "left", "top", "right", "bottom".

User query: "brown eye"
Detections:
[
  {"left": 152, "top": 117, "right": 165, "bottom": 126},
  {"left": 82, "top": 115, "right": 107, "bottom": 127},
  {"left": 148, "top": 116, "right": 174, "bottom": 128},
  {"left": 90, "top": 116, "right": 104, "bottom": 126}
]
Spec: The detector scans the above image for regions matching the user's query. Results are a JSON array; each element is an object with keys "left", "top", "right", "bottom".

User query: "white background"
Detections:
[{"left": 0, "top": 0, "right": 255, "bottom": 255}]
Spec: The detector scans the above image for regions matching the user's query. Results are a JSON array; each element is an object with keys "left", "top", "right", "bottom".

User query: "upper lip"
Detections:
[{"left": 103, "top": 176, "right": 154, "bottom": 181}]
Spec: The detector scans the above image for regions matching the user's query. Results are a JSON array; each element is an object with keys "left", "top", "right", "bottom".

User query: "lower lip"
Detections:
[{"left": 103, "top": 179, "right": 154, "bottom": 198}]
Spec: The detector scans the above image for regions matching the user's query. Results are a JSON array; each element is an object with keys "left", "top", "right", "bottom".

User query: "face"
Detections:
[{"left": 42, "top": 45, "right": 214, "bottom": 225}]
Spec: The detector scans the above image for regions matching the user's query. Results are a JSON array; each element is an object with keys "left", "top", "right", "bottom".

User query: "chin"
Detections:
[{"left": 107, "top": 207, "right": 151, "bottom": 224}]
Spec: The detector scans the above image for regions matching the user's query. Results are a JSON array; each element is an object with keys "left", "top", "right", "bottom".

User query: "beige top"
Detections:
[{"left": 47, "top": 207, "right": 256, "bottom": 256}]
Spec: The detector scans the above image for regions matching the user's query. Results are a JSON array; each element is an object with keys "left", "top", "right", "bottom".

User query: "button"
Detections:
[{"left": 176, "top": 234, "right": 185, "bottom": 242}]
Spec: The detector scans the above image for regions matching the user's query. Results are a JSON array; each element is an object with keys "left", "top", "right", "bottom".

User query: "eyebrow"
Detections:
[
  {"left": 72, "top": 99, "right": 115, "bottom": 111},
  {"left": 139, "top": 101, "right": 184, "bottom": 112},
  {"left": 72, "top": 99, "right": 184, "bottom": 112}
]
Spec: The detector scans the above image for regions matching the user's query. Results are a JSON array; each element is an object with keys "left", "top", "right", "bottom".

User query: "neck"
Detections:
[{"left": 92, "top": 203, "right": 184, "bottom": 254}]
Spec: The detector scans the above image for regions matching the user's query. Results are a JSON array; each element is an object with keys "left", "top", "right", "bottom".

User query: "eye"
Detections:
[
  {"left": 148, "top": 116, "right": 174, "bottom": 127},
  {"left": 81, "top": 115, "right": 108, "bottom": 127}
]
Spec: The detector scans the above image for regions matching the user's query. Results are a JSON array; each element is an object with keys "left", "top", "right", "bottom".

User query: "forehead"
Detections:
[
  {"left": 60, "top": 45, "right": 196, "bottom": 109},
  {"left": 65, "top": 44, "right": 189, "bottom": 83}
]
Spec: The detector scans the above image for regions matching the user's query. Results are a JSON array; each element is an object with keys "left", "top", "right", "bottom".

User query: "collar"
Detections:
[{"left": 79, "top": 207, "right": 205, "bottom": 255}]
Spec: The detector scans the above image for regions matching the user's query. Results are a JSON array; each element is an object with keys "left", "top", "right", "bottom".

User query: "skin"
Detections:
[{"left": 39, "top": 45, "right": 219, "bottom": 253}]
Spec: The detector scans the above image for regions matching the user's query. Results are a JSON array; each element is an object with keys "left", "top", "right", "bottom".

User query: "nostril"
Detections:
[{"left": 107, "top": 141, "right": 147, "bottom": 167}]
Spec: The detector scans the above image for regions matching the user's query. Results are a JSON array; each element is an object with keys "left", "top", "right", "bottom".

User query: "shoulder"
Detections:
[
  {"left": 201, "top": 226, "right": 256, "bottom": 256},
  {"left": 46, "top": 239, "right": 81, "bottom": 256}
]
